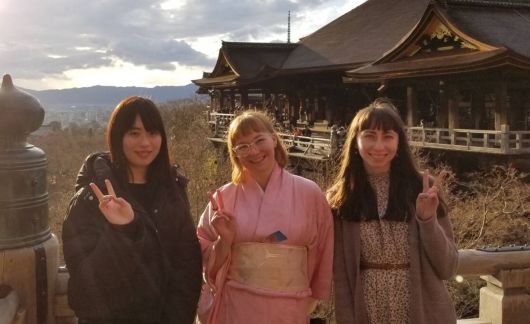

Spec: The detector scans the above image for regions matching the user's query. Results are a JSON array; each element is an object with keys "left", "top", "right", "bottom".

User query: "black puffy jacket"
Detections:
[{"left": 62, "top": 153, "right": 202, "bottom": 324}]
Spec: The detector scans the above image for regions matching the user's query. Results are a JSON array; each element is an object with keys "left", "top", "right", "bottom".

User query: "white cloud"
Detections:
[
  {"left": 0, "top": 0, "right": 367, "bottom": 90},
  {"left": 160, "top": 0, "right": 187, "bottom": 10}
]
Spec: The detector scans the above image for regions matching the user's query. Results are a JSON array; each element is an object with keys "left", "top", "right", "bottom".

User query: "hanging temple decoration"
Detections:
[{"left": 410, "top": 23, "right": 477, "bottom": 56}]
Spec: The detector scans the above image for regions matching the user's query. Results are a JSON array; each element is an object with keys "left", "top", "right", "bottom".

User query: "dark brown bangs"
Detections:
[
  {"left": 358, "top": 106, "right": 403, "bottom": 133},
  {"left": 134, "top": 100, "right": 165, "bottom": 134},
  {"left": 111, "top": 97, "right": 164, "bottom": 134}
]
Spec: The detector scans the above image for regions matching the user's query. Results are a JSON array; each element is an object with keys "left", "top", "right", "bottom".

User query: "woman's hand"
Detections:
[
  {"left": 212, "top": 210, "right": 236, "bottom": 244},
  {"left": 208, "top": 190, "right": 236, "bottom": 245},
  {"left": 416, "top": 170, "right": 446, "bottom": 221},
  {"left": 90, "top": 179, "right": 134, "bottom": 225}
]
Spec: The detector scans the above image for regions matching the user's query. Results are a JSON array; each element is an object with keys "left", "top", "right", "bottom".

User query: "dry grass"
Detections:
[
  {"left": 446, "top": 165, "right": 529, "bottom": 318},
  {"left": 29, "top": 101, "right": 529, "bottom": 318},
  {"left": 159, "top": 101, "right": 232, "bottom": 221}
]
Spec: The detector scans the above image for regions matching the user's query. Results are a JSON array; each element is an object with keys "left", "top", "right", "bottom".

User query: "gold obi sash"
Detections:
[{"left": 227, "top": 242, "right": 309, "bottom": 292}]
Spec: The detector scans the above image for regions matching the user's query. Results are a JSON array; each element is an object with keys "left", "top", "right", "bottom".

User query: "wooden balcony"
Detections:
[
  {"left": 206, "top": 112, "right": 530, "bottom": 156},
  {"left": 407, "top": 126, "right": 530, "bottom": 155},
  {"left": 206, "top": 112, "right": 334, "bottom": 160}
]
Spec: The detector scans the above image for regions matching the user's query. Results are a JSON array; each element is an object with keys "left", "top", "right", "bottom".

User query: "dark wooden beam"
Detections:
[
  {"left": 406, "top": 86, "right": 418, "bottom": 127},
  {"left": 495, "top": 80, "right": 508, "bottom": 130}
]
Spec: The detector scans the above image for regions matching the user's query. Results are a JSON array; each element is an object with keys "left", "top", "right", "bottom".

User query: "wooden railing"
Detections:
[
  {"left": 279, "top": 133, "right": 332, "bottom": 159},
  {"left": 207, "top": 112, "right": 333, "bottom": 160},
  {"left": 407, "top": 126, "right": 530, "bottom": 154},
  {"left": 206, "top": 112, "right": 530, "bottom": 155}
]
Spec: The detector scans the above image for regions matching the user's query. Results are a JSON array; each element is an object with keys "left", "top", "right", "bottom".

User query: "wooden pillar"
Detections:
[
  {"left": 326, "top": 94, "right": 338, "bottom": 127},
  {"left": 240, "top": 89, "right": 249, "bottom": 109},
  {"left": 472, "top": 90, "right": 484, "bottom": 129},
  {"left": 495, "top": 80, "right": 508, "bottom": 131},
  {"left": 229, "top": 90, "right": 235, "bottom": 112},
  {"left": 289, "top": 94, "right": 299, "bottom": 122},
  {"left": 323, "top": 96, "right": 332, "bottom": 126},
  {"left": 299, "top": 94, "right": 307, "bottom": 122},
  {"left": 286, "top": 94, "right": 292, "bottom": 119},
  {"left": 272, "top": 93, "right": 279, "bottom": 116},
  {"left": 509, "top": 89, "right": 524, "bottom": 130},
  {"left": 308, "top": 97, "right": 316, "bottom": 124},
  {"left": 448, "top": 86, "right": 460, "bottom": 129},
  {"left": 209, "top": 91, "right": 217, "bottom": 111},
  {"left": 263, "top": 91, "right": 270, "bottom": 112},
  {"left": 219, "top": 90, "right": 225, "bottom": 111},
  {"left": 521, "top": 91, "right": 530, "bottom": 130},
  {"left": 438, "top": 83, "right": 448, "bottom": 128},
  {"left": 406, "top": 86, "right": 418, "bottom": 127}
]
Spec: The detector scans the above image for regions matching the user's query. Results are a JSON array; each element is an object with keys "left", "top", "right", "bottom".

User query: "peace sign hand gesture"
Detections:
[
  {"left": 208, "top": 190, "right": 236, "bottom": 245},
  {"left": 416, "top": 170, "right": 447, "bottom": 221},
  {"left": 90, "top": 179, "right": 134, "bottom": 225}
]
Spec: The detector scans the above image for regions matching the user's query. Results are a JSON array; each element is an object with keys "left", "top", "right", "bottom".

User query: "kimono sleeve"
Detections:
[
  {"left": 196, "top": 199, "right": 231, "bottom": 289},
  {"left": 309, "top": 188, "right": 334, "bottom": 301}
]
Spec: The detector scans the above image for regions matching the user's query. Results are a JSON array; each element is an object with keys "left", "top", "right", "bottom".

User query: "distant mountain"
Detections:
[{"left": 23, "top": 84, "right": 199, "bottom": 108}]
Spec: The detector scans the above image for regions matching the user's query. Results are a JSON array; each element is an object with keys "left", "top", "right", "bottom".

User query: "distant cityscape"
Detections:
[
  {"left": 23, "top": 83, "right": 201, "bottom": 132},
  {"left": 43, "top": 104, "right": 113, "bottom": 128}
]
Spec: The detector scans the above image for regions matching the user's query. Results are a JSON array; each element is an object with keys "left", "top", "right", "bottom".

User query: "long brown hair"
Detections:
[
  {"left": 327, "top": 98, "right": 446, "bottom": 221},
  {"left": 107, "top": 96, "right": 173, "bottom": 188},
  {"left": 227, "top": 111, "right": 288, "bottom": 184}
]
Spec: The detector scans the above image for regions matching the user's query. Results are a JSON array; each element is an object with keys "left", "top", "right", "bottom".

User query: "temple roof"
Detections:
[
  {"left": 346, "top": 0, "right": 530, "bottom": 81},
  {"left": 194, "top": 0, "right": 530, "bottom": 87},
  {"left": 193, "top": 42, "right": 297, "bottom": 87},
  {"left": 281, "top": 0, "right": 430, "bottom": 71},
  {"left": 439, "top": 1, "right": 530, "bottom": 58},
  {"left": 345, "top": 48, "right": 530, "bottom": 82}
]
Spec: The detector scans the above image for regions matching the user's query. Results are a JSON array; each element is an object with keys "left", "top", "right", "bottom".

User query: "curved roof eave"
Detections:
[
  {"left": 345, "top": 48, "right": 530, "bottom": 82},
  {"left": 375, "top": 3, "right": 498, "bottom": 64}
]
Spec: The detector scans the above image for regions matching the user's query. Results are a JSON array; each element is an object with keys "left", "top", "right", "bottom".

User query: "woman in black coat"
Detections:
[{"left": 62, "top": 96, "right": 202, "bottom": 324}]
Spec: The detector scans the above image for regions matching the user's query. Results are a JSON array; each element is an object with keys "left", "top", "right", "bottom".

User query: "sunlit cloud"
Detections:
[
  {"left": 0, "top": 0, "right": 368, "bottom": 90},
  {"left": 160, "top": 0, "right": 187, "bottom": 10},
  {"left": 62, "top": 59, "right": 201, "bottom": 89}
]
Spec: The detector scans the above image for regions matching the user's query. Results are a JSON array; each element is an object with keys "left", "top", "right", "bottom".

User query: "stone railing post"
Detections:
[
  {"left": 457, "top": 248, "right": 530, "bottom": 324},
  {"left": 479, "top": 268, "right": 530, "bottom": 324}
]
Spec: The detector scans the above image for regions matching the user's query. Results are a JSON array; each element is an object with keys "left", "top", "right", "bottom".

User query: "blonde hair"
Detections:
[{"left": 227, "top": 111, "right": 288, "bottom": 183}]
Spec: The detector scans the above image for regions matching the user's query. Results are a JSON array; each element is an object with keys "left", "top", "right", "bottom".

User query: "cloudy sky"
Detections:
[{"left": 0, "top": 0, "right": 367, "bottom": 90}]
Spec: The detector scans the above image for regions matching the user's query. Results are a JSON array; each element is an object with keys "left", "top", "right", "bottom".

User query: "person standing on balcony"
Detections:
[
  {"left": 62, "top": 96, "right": 202, "bottom": 324},
  {"left": 196, "top": 111, "right": 333, "bottom": 324},
  {"left": 302, "top": 125, "right": 312, "bottom": 138},
  {"left": 328, "top": 98, "right": 458, "bottom": 324}
]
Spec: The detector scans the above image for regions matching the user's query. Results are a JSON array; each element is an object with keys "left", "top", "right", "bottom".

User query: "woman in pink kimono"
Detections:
[{"left": 197, "top": 111, "right": 333, "bottom": 324}]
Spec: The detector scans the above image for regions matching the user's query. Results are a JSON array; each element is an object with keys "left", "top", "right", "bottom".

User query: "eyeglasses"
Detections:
[{"left": 232, "top": 135, "right": 272, "bottom": 157}]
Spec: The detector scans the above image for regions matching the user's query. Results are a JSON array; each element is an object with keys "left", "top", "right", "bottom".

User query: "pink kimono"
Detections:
[{"left": 197, "top": 165, "right": 333, "bottom": 324}]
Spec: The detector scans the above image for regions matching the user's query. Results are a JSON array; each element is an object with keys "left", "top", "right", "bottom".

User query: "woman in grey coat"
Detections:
[{"left": 328, "top": 98, "right": 458, "bottom": 323}]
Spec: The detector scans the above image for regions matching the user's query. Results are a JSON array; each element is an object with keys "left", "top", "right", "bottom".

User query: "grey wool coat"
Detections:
[{"left": 333, "top": 214, "right": 458, "bottom": 324}]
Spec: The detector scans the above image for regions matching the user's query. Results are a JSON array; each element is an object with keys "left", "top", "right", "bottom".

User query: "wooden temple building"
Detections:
[{"left": 193, "top": 0, "right": 530, "bottom": 159}]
